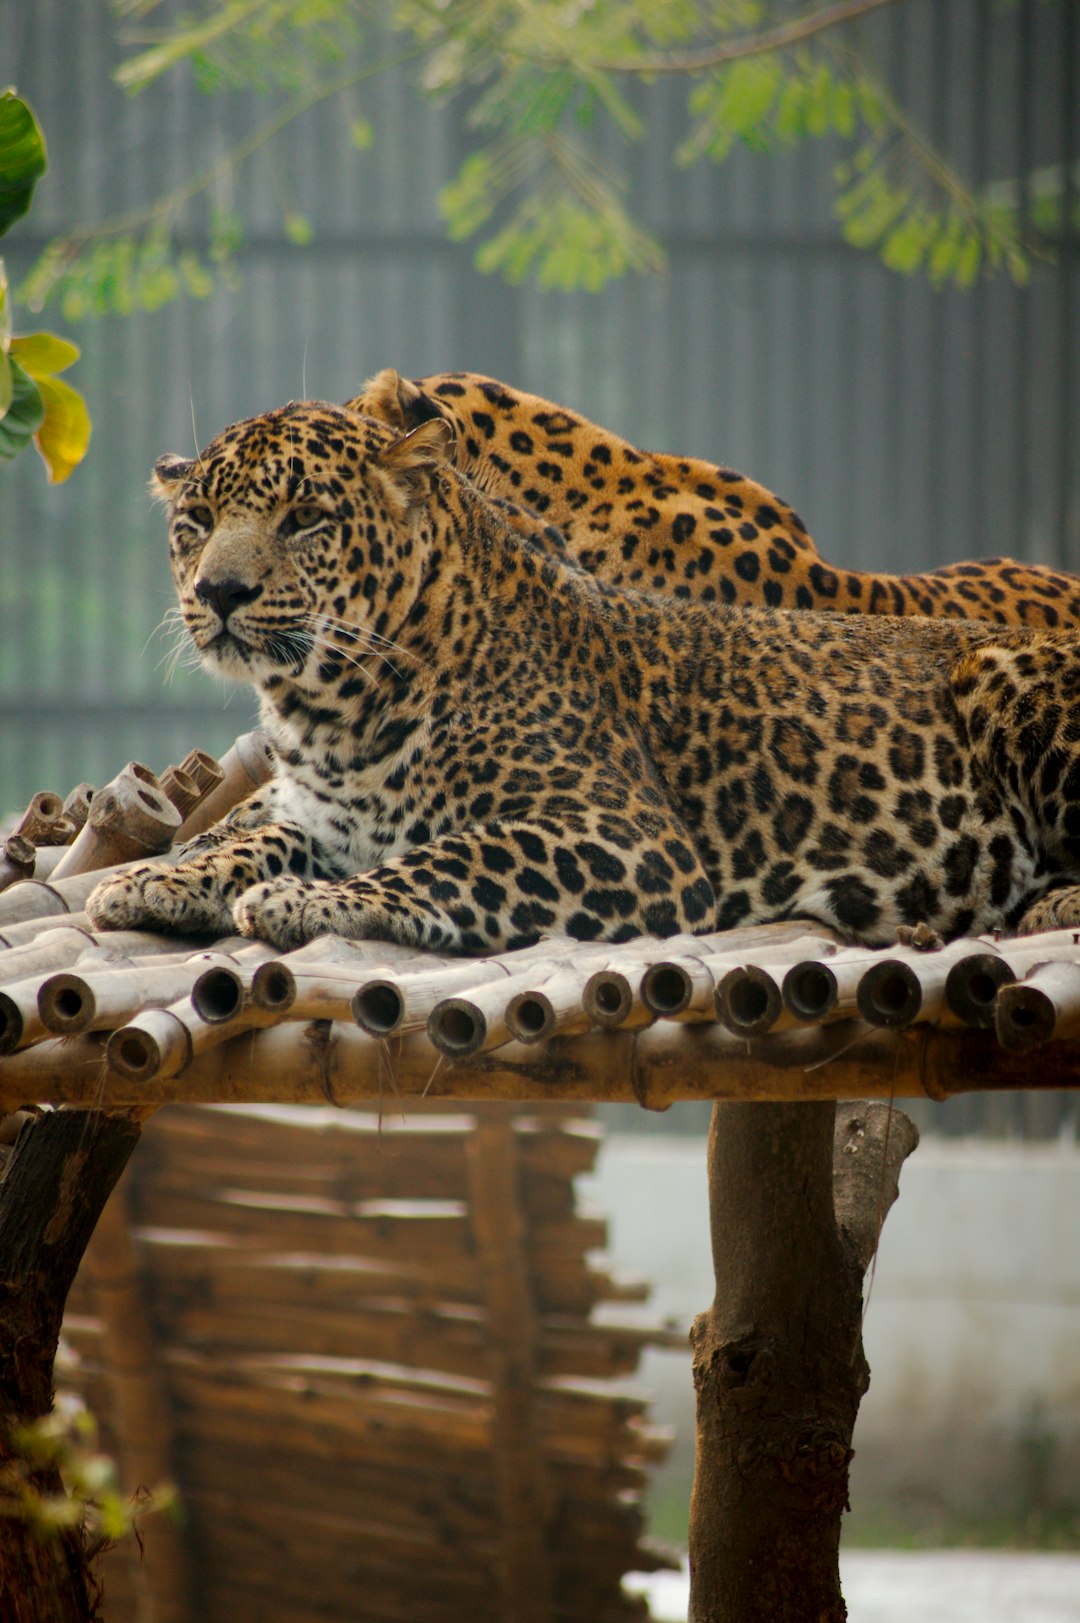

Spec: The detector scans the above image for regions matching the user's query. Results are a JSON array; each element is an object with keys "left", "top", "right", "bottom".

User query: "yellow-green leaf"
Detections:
[
  {"left": 9, "top": 329, "right": 80, "bottom": 378},
  {"left": 0, "top": 347, "right": 11, "bottom": 418},
  {"left": 33, "top": 372, "right": 91, "bottom": 483}
]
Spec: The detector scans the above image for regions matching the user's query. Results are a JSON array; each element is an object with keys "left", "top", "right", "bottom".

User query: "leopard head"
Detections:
[{"left": 152, "top": 402, "right": 454, "bottom": 688}]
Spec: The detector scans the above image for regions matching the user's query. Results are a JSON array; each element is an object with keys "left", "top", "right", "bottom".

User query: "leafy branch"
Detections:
[
  {"left": 17, "top": 1, "right": 1061, "bottom": 311},
  {"left": 0, "top": 90, "right": 91, "bottom": 481}
]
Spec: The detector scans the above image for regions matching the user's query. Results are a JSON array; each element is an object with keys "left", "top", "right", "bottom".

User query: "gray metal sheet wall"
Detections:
[{"left": 1, "top": 0, "right": 1077, "bottom": 805}]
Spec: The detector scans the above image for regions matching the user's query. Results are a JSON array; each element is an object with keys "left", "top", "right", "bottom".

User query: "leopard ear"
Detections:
[
  {"left": 380, "top": 419, "right": 455, "bottom": 504},
  {"left": 150, "top": 454, "right": 195, "bottom": 501},
  {"left": 347, "top": 370, "right": 449, "bottom": 435}
]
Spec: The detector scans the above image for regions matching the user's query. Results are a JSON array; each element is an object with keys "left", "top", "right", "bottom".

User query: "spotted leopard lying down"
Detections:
[
  {"left": 350, "top": 368, "right": 1080, "bottom": 628},
  {"left": 88, "top": 401, "right": 1080, "bottom": 953}
]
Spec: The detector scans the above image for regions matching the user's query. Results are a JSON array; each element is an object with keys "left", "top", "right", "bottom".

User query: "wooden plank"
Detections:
[{"left": 465, "top": 1106, "right": 556, "bottom": 1622}]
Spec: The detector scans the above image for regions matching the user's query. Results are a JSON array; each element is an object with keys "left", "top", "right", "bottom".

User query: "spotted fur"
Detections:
[
  {"left": 349, "top": 369, "right": 1080, "bottom": 628},
  {"left": 86, "top": 401, "right": 1080, "bottom": 952}
]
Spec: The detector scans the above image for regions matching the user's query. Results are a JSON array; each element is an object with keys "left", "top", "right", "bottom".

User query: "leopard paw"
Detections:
[
  {"left": 234, "top": 877, "right": 390, "bottom": 949},
  {"left": 1016, "top": 885, "right": 1080, "bottom": 936},
  {"left": 86, "top": 863, "right": 234, "bottom": 936}
]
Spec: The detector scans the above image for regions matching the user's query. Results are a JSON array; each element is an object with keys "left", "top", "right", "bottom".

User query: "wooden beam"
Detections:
[{"left": 2, "top": 1017, "right": 1077, "bottom": 1111}]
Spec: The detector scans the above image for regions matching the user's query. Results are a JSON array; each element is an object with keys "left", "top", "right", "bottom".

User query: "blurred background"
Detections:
[{"left": 2, "top": 0, "right": 1079, "bottom": 1560}]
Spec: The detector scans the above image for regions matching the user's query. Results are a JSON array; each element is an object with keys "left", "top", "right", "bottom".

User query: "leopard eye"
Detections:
[
  {"left": 281, "top": 502, "right": 325, "bottom": 537},
  {"left": 185, "top": 504, "right": 214, "bottom": 531}
]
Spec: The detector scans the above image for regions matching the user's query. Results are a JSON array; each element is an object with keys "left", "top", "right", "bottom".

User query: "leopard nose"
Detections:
[{"left": 194, "top": 577, "right": 263, "bottom": 621}]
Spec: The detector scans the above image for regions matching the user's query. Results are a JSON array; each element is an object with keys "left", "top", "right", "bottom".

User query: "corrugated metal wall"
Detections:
[{"left": 2, "top": 0, "right": 1077, "bottom": 806}]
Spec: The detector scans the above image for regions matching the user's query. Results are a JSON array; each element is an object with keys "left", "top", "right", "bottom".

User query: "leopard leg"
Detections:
[
  {"left": 86, "top": 814, "right": 322, "bottom": 936},
  {"left": 233, "top": 818, "right": 717, "bottom": 952}
]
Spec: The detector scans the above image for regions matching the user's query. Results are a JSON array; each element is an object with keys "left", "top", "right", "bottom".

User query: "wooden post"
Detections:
[
  {"left": 83, "top": 1175, "right": 193, "bottom": 1623},
  {"left": 688, "top": 1101, "right": 918, "bottom": 1623},
  {"left": 0, "top": 1108, "right": 144, "bottom": 1623},
  {"left": 465, "top": 1107, "right": 556, "bottom": 1623}
]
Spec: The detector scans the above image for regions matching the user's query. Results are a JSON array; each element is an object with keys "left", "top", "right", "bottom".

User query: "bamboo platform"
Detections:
[
  {"left": 6, "top": 748, "right": 1080, "bottom": 1622},
  {"left": 3, "top": 892, "right": 1080, "bottom": 1111}
]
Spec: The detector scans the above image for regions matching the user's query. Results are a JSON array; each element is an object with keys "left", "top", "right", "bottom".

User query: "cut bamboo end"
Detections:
[
  {"left": 14, "top": 790, "right": 66, "bottom": 845},
  {"left": 158, "top": 764, "right": 202, "bottom": 819},
  {"left": 506, "top": 990, "right": 555, "bottom": 1045},
  {"left": 62, "top": 783, "right": 95, "bottom": 835},
  {"left": 582, "top": 971, "right": 632, "bottom": 1029},
  {"left": 639, "top": 962, "right": 692, "bottom": 1017},
  {"left": 190, "top": 966, "right": 245, "bottom": 1024},
  {"left": 782, "top": 960, "right": 838, "bottom": 1022},
  {"left": 176, "top": 730, "right": 274, "bottom": 841},
  {"left": 856, "top": 959, "right": 923, "bottom": 1029},
  {"left": 37, "top": 972, "right": 95, "bottom": 1036},
  {"left": 0, "top": 991, "right": 25, "bottom": 1054},
  {"left": 107, "top": 1010, "right": 192, "bottom": 1084},
  {"left": 353, "top": 979, "right": 405, "bottom": 1036},
  {"left": 250, "top": 961, "right": 296, "bottom": 1015},
  {"left": 995, "top": 983, "right": 1054, "bottom": 1053},
  {"left": 715, "top": 965, "right": 782, "bottom": 1036},
  {"left": 427, "top": 997, "right": 488, "bottom": 1057},
  {"left": 945, "top": 953, "right": 1016, "bottom": 1027}
]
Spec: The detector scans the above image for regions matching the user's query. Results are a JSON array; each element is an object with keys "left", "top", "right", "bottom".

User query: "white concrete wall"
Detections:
[{"left": 579, "top": 1134, "right": 1080, "bottom": 1523}]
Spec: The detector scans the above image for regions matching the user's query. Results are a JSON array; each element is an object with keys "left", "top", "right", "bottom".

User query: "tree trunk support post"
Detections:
[
  {"left": 688, "top": 1100, "right": 919, "bottom": 1623},
  {"left": 0, "top": 1108, "right": 144, "bottom": 1623}
]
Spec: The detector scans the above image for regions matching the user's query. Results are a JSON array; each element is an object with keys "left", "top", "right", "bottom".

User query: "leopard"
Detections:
[
  {"left": 348, "top": 368, "right": 1080, "bottom": 629},
  {"left": 86, "top": 398, "right": 1080, "bottom": 956}
]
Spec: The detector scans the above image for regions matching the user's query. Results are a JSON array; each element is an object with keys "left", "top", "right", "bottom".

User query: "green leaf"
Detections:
[
  {"left": 0, "top": 357, "right": 45, "bottom": 465},
  {"left": 33, "top": 373, "right": 91, "bottom": 482},
  {"left": 349, "top": 115, "right": 374, "bottom": 150},
  {"left": 0, "top": 347, "right": 12, "bottom": 418},
  {"left": 0, "top": 91, "right": 47, "bottom": 238},
  {"left": 284, "top": 211, "right": 313, "bottom": 246},
  {"left": 9, "top": 330, "right": 79, "bottom": 377}
]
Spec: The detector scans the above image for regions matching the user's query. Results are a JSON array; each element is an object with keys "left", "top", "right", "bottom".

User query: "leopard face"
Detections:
[
  {"left": 87, "top": 396, "right": 1080, "bottom": 954},
  {"left": 349, "top": 369, "right": 1080, "bottom": 628},
  {"left": 154, "top": 405, "right": 453, "bottom": 693}
]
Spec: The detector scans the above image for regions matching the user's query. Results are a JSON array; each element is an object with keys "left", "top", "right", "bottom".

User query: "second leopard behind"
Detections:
[{"left": 351, "top": 368, "right": 1080, "bottom": 628}]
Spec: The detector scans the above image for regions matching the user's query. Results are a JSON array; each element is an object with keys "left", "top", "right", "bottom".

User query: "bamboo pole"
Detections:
[
  {"left": 7, "top": 1015, "right": 1080, "bottom": 1113},
  {"left": 0, "top": 852, "right": 179, "bottom": 934}
]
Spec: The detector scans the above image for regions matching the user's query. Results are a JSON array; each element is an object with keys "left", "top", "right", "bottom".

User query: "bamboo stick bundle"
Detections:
[
  {"left": 104, "top": 950, "right": 290, "bottom": 1083},
  {"left": 0, "top": 850, "right": 181, "bottom": 935},
  {"left": 351, "top": 935, "right": 597, "bottom": 1037},
  {"left": 36, "top": 944, "right": 280, "bottom": 1040},
  {"left": 426, "top": 959, "right": 570, "bottom": 1057},
  {"left": 994, "top": 958, "right": 1080, "bottom": 1052},
  {"left": 49, "top": 761, "right": 181, "bottom": 881},
  {"left": 771, "top": 934, "right": 1003, "bottom": 1033},
  {"left": 639, "top": 928, "right": 840, "bottom": 1021}
]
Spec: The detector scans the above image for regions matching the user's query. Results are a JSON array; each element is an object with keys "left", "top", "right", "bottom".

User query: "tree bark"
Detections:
[
  {"left": 0, "top": 1109, "right": 143, "bottom": 1623},
  {"left": 688, "top": 1100, "right": 918, "bottom": 1623}
]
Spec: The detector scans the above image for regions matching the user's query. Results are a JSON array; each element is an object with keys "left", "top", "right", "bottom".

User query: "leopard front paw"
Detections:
[
  {"left": 234, "top": 877, "right": 390, "bottom": 950},
  {"left": 86, "top": 863, "right": 235, "bottom": 936}
]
